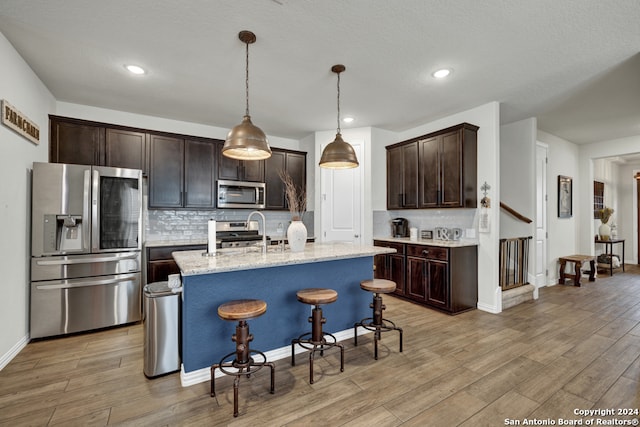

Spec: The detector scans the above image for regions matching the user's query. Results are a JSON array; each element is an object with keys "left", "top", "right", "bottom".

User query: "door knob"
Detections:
[{"left": 354, "top": 234, "right": 360, "bottom": 238}]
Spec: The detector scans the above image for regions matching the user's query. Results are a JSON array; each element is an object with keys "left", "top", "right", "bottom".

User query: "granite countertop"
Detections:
[
  {"left": 172, "top": 242, "right": 396, "bottom": 276},
  {"left": 373, "top": 236, "right": 478, "bottom": 248}
]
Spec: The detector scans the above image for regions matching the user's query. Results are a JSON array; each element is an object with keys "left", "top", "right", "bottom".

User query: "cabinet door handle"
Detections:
[{"left": 422, "top": 249, "right": 429, "bottom": 256}]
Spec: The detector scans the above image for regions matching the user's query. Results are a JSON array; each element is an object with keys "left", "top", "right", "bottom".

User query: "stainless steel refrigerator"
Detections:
[{"left": 30, "top": 162, "right": 143, "bottom": 339}]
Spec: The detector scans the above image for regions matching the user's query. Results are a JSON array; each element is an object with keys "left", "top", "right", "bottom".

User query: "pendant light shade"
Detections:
[
  {"left": 319, "top": 64, "right": 359, "bottom": 169},
  {"left": 223, "top": 30, "right": 271, "bottom": 160},
  {"left": 319, "top": 132, "right": 359, "bottom": 169}
]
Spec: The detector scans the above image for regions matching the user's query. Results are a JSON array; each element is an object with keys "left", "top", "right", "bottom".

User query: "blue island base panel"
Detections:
[{"left": 181, "top": 256, "right": 374, "bottom": 373}]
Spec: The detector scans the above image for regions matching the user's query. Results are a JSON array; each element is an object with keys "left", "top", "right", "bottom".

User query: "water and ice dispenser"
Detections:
[{"left": 42, "top": 214, "right": 85, "bottom": 253}]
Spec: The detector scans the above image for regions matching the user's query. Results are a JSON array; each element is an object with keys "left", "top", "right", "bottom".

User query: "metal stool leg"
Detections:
[
  {"left": 211, "top": 319, "right": 274, "bottom": 417},
  {"left": 355, "top": 292, "right": 403, "bottom": 359},
  {"left": 292, "top": 304, "right": 343, "bottom": 384}
]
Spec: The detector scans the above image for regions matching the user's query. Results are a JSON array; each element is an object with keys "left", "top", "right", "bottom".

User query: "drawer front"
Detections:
[
  {"left": 148, "top": 244, "right": 206, "bottom": 260},
  {"left": 406, "top": 244, "right": 448, "bottom": 261},
  {"left": 373, "top": 240, "right": 405, "bottom": 254}
]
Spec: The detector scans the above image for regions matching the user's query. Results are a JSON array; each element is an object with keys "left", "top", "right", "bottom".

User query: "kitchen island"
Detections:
[{"left": 173, "top": 242, "right": 396, "bottom": 386}]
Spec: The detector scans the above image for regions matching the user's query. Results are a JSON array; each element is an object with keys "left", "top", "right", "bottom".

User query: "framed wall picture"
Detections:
[{"left": 558, "top": 175, "right": 572, "bottom": 218}]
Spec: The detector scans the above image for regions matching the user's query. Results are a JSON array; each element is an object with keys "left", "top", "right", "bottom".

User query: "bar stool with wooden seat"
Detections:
[
  {"left": 211, "top": 299, "right": 275, "bottom": 417},
  {"left": 354, "top": 279, "right": 403, "bottom": 359},
  {"left": 291, "top": 288, "right": 344, "bottom": 384}
]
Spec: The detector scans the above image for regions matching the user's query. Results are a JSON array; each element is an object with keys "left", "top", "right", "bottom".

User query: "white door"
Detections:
[
  {"left": 535, "top": 143, "right": 548, "bottom": 287},
  {"left": 321, "top": 143, "right": 362, "bottom": 243}
]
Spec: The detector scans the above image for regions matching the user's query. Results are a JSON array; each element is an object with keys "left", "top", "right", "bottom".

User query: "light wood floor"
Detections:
[{"left": 2, "top": 266, "right": 640, "bottom": 426}]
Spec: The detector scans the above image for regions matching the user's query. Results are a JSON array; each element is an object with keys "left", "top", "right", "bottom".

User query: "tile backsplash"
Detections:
[
  {"left": 373, "top": 209, "right": 477, "bottom": 238},
  {"left": 142, "top": 182, "right": 314, "bottom": 243},
  {"left": 145, "top": 207, "right": 314, "bottom": 243}
]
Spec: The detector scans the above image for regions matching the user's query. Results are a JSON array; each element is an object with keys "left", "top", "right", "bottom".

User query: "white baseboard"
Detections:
[
  {"left": 477, "top": 302, "right": 500, "bottom": 314},
  {"left": 180, "top": 327, "right": 371, "bottom": 387},
  {"left": 0, "top": 334, "right": 29, "bottom": 371}
]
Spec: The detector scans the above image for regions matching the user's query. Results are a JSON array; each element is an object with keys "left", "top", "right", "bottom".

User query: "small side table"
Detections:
[
  {"left": 559, "top": 255, "right": 596, "bottom": 287},
  {"left": 595, "top": 239, "right": 625, "bottom": 276}
]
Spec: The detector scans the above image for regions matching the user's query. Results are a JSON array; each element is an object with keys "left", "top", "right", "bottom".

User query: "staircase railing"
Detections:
[
  {"left": 499, "top": 236, "right": 532, "bottom": 291},
  {"left": 500, "top": 202, "right": 533, "bottom": 223}
]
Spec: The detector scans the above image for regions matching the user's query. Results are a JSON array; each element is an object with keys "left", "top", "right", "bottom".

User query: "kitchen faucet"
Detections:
[{"left": 247, "top": 211, "right": 267, "bottom": 254}]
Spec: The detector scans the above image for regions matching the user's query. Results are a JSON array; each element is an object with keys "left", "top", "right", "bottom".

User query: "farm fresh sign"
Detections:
[{"left": 2, "top": 99, "right": 40, "bottom": 145}]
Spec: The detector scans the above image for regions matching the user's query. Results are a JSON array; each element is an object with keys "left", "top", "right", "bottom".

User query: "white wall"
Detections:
[
  {"left": 0, "top": 32, "right": 55, "bottom": 368},
  {"left": 593, "top": 158, "right": 619, "bottom": 244},
  {"left": 614, "top": 162, "right": 640, "bottom": 264},
  {"left": 537, "top": 130, "right": 580, "bottom": 284},
  {"left": 500, "top": 118, "right": 536, "bottom": 239},
  {"left": 370, "top": 127, "right": 398, "bottom": 211},
  {"left": 578, "top": 135, "right": 640, "bottom": 255},
  {"left": 56, "top": 102, "right": 301, "bottom": 150}
]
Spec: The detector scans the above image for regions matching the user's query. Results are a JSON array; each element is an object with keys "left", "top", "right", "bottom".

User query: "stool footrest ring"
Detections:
[{"left": 291, "top": 332, "right": 344, "bottom": 384}]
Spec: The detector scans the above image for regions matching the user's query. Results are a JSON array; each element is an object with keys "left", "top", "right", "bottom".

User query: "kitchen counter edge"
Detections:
[
  {"left": 373, "top": 236, "right": 478, "bottom": 247},
  {"left": 173, "top": 242, "right": 396, "bottom": 276}
]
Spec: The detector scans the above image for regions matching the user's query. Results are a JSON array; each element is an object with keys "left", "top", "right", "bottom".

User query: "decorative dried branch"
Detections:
[
  {"left": 278, "top": 169, "right": 306, "bottom": 220},
  {"left": 599, "top": 207, "right": 614, "bottom": 224}
]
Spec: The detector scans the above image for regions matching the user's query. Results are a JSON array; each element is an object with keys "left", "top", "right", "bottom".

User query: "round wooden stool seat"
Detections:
[
  {"left": 217, "top": 299, "right": 267, "bottom": 321},
  {"left": 360, "top": 279, "right": 396, "bottom": 294},
  {"left": 296, "top": 288, "right": 338, "bottom": 305}
]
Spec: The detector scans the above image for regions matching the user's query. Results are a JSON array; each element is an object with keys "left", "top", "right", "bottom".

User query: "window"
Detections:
[{"left": 594, "top": 181, "right": 604, "bottom": 219}]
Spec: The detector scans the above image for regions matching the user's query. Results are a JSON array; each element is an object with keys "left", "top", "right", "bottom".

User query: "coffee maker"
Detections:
[{"left": 391, "top": 218, "right": 409, "bottom": 237}]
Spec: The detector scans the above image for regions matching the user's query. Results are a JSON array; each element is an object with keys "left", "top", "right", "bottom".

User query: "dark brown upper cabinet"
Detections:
[
  {"left": 50, "top": 116, "right": 147, "bottom": 173},
  {"left": 387, "top": 142, "right": 418, "bottom": 209},
  {"left": 387, "top": 123, "right": 478, "bottom": 210},
  {"left": 105, "top": 128, "right": 147, "bottom": 174},
  {"left": 50, "top": 116, "right": 105, "bottom": 166},
  {"left": 217, "top": 144, "right": 264, "bottom": 182},
  {"left": 148, "top": 134, "right": 184, "bottom": 208},
  {"left": 148, "top": 134, "right": 218, "bottom": 209},
  {"left": 264, "top": 149, "right": 307, "bottom": 210}
]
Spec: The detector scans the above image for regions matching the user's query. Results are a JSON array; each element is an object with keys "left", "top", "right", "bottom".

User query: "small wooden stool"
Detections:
[
  {"left": 291, "top": 288, "right": 344, "bottom": 384},
  {"left": 211, "top": 299, "right": 275, "bottom": 417},
  {"left": 559, "top": 255, "right": 596, "bottom": 287},
  {"left": 354, "top": 279, "right": 403, "bottom": 359}
]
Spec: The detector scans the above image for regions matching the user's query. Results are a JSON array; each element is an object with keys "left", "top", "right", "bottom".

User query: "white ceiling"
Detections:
[{"left": 0, "top": 0, "right": 639, "bottom": 146}]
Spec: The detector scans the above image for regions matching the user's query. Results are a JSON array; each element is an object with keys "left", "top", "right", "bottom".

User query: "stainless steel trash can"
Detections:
[{"left": 143, "top": 281, "right": 181, "bottom": 377}]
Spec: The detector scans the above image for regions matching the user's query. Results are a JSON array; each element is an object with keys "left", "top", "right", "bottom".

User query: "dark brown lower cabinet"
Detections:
[
  {"left": 373, "top": 241, "right": 405, "bottom": 295},
  {"left": 146, "top": 244, "right": 206, "bottom": 284},
  {"left": 374, "top": 240, "right": 477, "bottom": 314}
]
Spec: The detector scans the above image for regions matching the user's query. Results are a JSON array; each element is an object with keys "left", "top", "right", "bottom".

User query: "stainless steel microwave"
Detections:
[{"left": 217, "top": 180, "right": 266, "bottom": 209}]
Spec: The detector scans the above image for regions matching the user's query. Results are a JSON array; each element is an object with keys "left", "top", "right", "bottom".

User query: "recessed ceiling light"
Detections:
[
  {"left": 343, "top": 117, "right": 355, "bottom": 123},
  {"left": 125, "top": 64, "right": 146, "bottom": 75},
  {"left": 432, "top": 68, "right": 451, "bottom": 79}
]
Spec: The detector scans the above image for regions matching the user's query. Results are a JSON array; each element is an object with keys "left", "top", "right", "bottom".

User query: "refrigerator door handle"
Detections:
[
  {"left": 83, "top": 169, "right": 92, "bottom": 252},
  {"left": 91, "top": 168, "right": 100, "bottom": 252},
  {"left": 34, "top": 252, "right": 139, "bottom": 266},
  {"left": 35, "top": 273, "right": 138, "bottom": 290}
]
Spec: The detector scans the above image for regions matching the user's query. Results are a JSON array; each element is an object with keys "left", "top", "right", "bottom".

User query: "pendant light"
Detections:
[
  {"left": 319, "top": 64, "right": 359, "bottom": 169},
  {"left": 222, "top": 30, "right": 272, "bottom": 160}
]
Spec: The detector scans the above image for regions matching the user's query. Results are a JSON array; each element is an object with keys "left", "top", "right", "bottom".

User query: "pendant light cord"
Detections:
[
  {"left": 336, "top": 71, "right": 341, "bottom": 134},
  {"left": 245, "top": 40, "right": 250, "bottom": 117}
]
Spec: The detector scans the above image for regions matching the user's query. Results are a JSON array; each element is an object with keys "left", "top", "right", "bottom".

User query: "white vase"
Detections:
[
  {"left": 287, "top": 220, "right": 307, "bottom": 252},
  {"left": 599, "top": 222, "right": 611, "bottom": 240}
]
